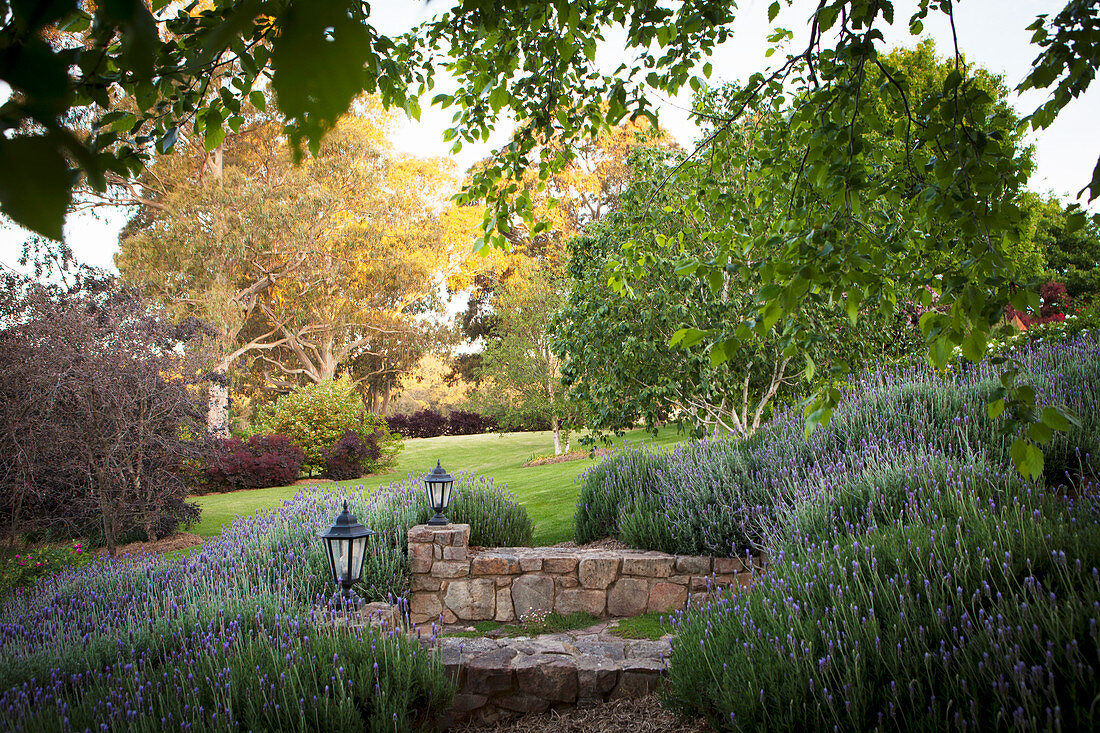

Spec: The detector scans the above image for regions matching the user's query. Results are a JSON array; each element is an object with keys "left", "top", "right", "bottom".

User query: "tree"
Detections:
[
  {"left": 117, "top": 112, "right": 471, "bottom": 432},
  {"left": 0, "top": 272, "right": 207, "bottom": 555},
  {"left": 5, "top": 0, "right": 1097, "bottom": 474},
  {"left": 476, "top": 259, "right": 572, "bottom": 454}
]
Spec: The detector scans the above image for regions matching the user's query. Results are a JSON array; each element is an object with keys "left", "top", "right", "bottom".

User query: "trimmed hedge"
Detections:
[
  {"left": 386, "top": 409, "right": 498, "bottom": 439},
  {"left": 199, "top": 434, "right": 305, "bottom": 493}
]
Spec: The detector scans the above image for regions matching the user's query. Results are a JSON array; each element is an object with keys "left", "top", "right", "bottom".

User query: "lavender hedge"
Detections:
[
  {"left": 0, "top": 471, "right": 531, "bottom": 731},
  {"left": 576, "top": 336, "right": 1100, "bottom": 556},
  {"left": 580, "top": 336, "right": 1100, "bottom": 730}
]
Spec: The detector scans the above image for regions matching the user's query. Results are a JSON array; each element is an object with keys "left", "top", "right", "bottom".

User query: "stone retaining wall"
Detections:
[{"left": 407, "top": 524, "right": 762, "bottom": 626}]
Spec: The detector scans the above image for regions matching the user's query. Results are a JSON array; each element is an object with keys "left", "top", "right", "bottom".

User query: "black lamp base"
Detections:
[{"left": 427, "top": 512, "right": 449, "bottom": 526}]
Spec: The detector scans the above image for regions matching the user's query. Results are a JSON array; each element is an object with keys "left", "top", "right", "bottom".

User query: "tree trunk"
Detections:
[
  {"left": 207, "top": 367, "right": 231, "bottom": 437},
  {"left": 552, "top": 415, "right": 562, "bottom": 456}
]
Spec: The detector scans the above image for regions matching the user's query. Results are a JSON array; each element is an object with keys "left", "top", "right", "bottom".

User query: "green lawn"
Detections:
[{"left": 191, "top": 426, "right": 685, "bottom": 545}]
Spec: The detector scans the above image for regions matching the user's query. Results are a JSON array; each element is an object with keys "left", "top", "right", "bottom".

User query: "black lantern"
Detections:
[
  {"left": 424, "top": 460, "right": 454, "bottom": 526},
  {"left": 320, "top": 500, "right": 374, "bottom": 601}
]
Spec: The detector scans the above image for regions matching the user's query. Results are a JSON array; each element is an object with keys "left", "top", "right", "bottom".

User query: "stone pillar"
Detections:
[{"left": 408, "top": 524, "right": 472, "bottom": 625}]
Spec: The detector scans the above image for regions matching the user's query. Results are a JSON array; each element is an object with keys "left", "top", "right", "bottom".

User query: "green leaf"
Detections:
[
  {"left": 670, "top": 327, "right": 707, "bottom": 348},
  {"left": 961, "top": 330, "right": 987, "bottom": 362},
  {"left": 986, "top": 399, "right": 1005, "bottom": 419},
  {"left": 1027, "top": 421, "right": 1053, "bottom": 445},
  {"left": 0, "top": 136, "right": 73, "bottom": 241},
  {"left": 249, "top": 90, "right": 267, "bottom": 112},
  {"left": 768, "top": 1, "right": 780, "bottom": 22},
  {"left": 158, "top": 126, "right": 179, "bottom": 154},
  {"left": 1040, "top": 405, "right": 1076, "bottom": 432},
  {"left": 1010, "top": 438, "right": 1044, "bottom": 479},
  {"left": 942, "top": 70, "right": 962, "bottom": 94}
]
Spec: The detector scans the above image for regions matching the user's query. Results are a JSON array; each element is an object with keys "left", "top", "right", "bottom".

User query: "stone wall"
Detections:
[{"left": 407, "top": 524, "right": 761, "bottom": 626}]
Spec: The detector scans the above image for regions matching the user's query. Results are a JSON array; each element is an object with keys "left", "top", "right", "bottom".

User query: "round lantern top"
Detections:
[
  {"left": 320, "top": 500, "right": 373, "bottom": 541},
  {"left": 425, "top": 460, "right": 453, "bottom": 484}
]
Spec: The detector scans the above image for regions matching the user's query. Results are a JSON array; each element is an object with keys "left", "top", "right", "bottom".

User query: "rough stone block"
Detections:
[
  {"left": 444, "top": 578, "right": 496, "bottom": 621},
  {"left": 519, "top": 557, "right": 543, "bottom": 572},
  {"left": 572, "top": 638, "right": 625, "bottom": 661},
  {"left": 409, "top": 593, "right": 441, "bottom": 620},
  {"left": 452, "top": 527, "right": 470, "bottom": 547},
  {"left": 542, "top": 556, "right": 579, "bottom": 574},
  {"left": 689, "top": 576, "right": 710, "bottom": 591},
  {"left": 511, "top": 574, "right": 554, "bottom": 619},
  {"left": 443, "top": 546, "right": 468, "bottom": 561},
  {"left": 409, "top": 545, "right": 433, "bottom": 574},
  {"left": 495, "top": 576, "right": 511, "bottom": 587},
  {"left": 410, "top": 574, "right": 441, "bottom": 592},
  {"left": 611, "top": 659, "right": 665, "bottom": 699},
  {"left": 407, "top": 525, "right": 434, "bottom": 543},
  {"left": 647, "top": 581, "right": 688, "bottom": 613},
  {"left": 555, "top": 588, "right": 606, "bottom": 617},
  {"left": 666, "top": 575, "right": 690, "bottom": 586},
  {"left": 512, "top": 655, "right": 578, "bottom": 703},
  {"left": 432, "top": 544, "right": 443, "bottom": 560},
  {"left": 451, "top": 693, "right": 488, "bottom": 713},
  {"left": 555, "top": 575, "right": 579, "bottom": 590},
  {"left": 464, "top": 647, "right": 518, "bottom": 694},
  {"left": 494, "top": 693, "right": 550, "bottom": 714},
  {"left": 442, "top": 609, "right": 458, "bottom": 625},
  {"left": 471, "top": 555, "right": 521, "bottom": 576},
  {"left": 433, "top": 529, "right": 457, "bottom": 546},
  {"left": 578, "top": 557, "right": 620, "bottom": 589},
  {"left": 574, "top": 655, "right": 619, "bottom": 700},
  {"left": 431, "top": 560, "right": 470, "bottom": 579},
  {"left": 713, "top": 557, "right": 746, "bottom": 574},
  {"left": 495, "top": 587, "right": 514, "bottom": 622},
  {"left": 675, "top": 555, "right": 711, "bottom": 575},
  {"left": 621, "top": 556, "right": 674, "bottom": 578},
  {"left": 607, "top": 577, "right": 649, "bottom": 617}
]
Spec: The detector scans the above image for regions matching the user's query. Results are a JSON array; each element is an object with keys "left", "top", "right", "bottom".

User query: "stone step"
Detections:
[{"left": 426, "top": 622, "right": 672, "bottom": 728}]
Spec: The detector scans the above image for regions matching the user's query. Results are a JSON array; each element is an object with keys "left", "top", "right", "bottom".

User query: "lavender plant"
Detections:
[
  {"left": 598, "top": 336, "right": 1100, "bottom": 730},
  {"left": 577, "top": 336, "right": 1099, "bottom": 556}
]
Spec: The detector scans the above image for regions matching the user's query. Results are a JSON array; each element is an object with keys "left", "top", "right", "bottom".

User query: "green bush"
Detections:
[
  {"left": 0, "top": 542, "right": 91, "bottom": 596},
  {"left": 253, "top": 377, "right": 402, "bottom": 475}
]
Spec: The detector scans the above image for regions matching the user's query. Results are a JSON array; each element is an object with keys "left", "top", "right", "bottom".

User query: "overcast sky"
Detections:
[{"left": 1, "top": 0, "right": 1095, "bottom": 276}]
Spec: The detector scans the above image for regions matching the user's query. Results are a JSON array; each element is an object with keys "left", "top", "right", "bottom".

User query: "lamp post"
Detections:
[
  {"left": 320, "top": 499, "right": 374, "bottom": 603},
  {"left": 424, "top": 460, "right": 454, "bottom": 526}
]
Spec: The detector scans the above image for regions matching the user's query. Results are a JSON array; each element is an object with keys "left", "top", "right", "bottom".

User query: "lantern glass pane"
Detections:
[
  {"left": 442, "top": 481, "right": 452, "bottom": 510},
  {"left": 350, "top": 535, "right": 368, "bottom": 583},
  {"left": 332, "top": 537, "right": 352, "bottom": 581},
  {"left": 324, "top": 538, "right": 338, "bottom": 583},
  {"left": 427, "top": 481, "right": 441, "bottom": 511}
]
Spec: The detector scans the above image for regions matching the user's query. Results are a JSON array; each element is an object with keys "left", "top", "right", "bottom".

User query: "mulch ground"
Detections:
[
  {"left": 451, "top": 695, "right": 711, "bottom": 733},
  {"left": 522, "top": 448, "right": 612, "bottom": 467},
  {"left": 95, "top": 532, "right": 204, "bottom": 557}
]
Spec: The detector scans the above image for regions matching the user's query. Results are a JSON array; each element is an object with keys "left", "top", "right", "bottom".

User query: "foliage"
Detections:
[
  {"left": 198, "top": 434, "right": 305, "bottom": 493},
  {"left": 608, "top": 612, "right": 671, "bottom": 641},
  {"left": 253, "top": 377, "right": 401, "bottom": 475},
  {"left": 447, "top": 410, "right": 498, "bottom": 436},
  {"left": 476, "top": 259, "right": 573, "bottom": 454},
  {"left": 0, "top": 487, "right": 452, "bottom": 731},
  {"left": 576, "top": 337, "right": 1100, "bottom": 555},
  {"left": 115, "top": 112, "right": 474, "bottom": 432},
  {"left": 322, "top": 430, "right": 382, "bottom": 481},
  {"left": 0, "top": 273, "right": 207, "bottom": 555},
  {"left": 385, "top": 409, "right": 499, "bottom": 439},
  {"left": 0, "top": 542, "right": 91, "bottom": 597}
]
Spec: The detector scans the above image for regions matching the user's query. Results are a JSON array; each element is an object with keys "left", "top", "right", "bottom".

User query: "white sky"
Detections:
[{"left": 1, "top": 0, "right": 1096, "bottom": 276}]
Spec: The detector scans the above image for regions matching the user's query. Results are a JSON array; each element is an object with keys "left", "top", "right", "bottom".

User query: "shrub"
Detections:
[
  {"left": 664, "top": 453, "right": 1100, "bottom": 731},
  {"left": 253, "top": 378, "right": 401, "bottom": 474},
  {"left": 448, "top": 409, "right": 497, "bottom": 435},
  {"left": 201, "top": 434, "right": 304, "bottom": 492},
  {"left": 322, "top": 429, "right": 381, "bottom": 480},
  {"left": 576, "top": 336, "right": 1100, "bottom": 555},
  {"left": 0, "top": 542, "right": 91, "bottom": 596}
]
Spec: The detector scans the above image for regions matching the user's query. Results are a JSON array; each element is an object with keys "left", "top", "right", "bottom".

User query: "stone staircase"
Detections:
[{"left": 429, "top": 621, "right": 672, "bottom": 728}]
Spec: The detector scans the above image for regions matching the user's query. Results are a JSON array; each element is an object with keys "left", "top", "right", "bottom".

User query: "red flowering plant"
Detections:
[
  {"left": 0, "top": 542, "right": 92, "bottom": 596},
  {"left": 1005, "top": 282, "right": 1072, "bottom": 328}
]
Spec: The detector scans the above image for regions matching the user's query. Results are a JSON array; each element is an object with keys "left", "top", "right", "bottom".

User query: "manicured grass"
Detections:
[
  {"left": 191, "top": 426, "right": 685, "bottom": 545},
  {"left": 608, "top": 612, "right": 671, "bottom": 640},
  {"left": 443, "top": 612, "right": 601, "bottom": 638}
]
